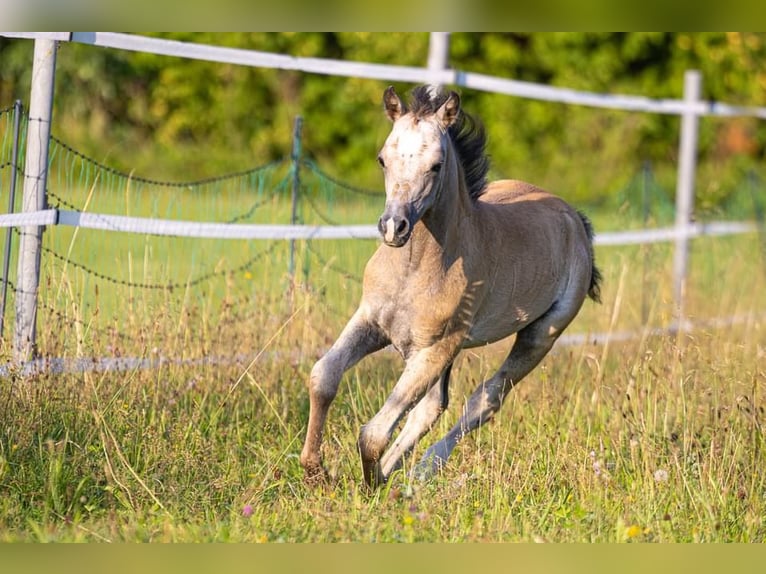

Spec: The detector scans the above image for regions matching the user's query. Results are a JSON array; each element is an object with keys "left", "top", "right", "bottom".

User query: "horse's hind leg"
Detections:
[
  {"left": 378, "top": 363, "right": 452, "bottom": 480},
  {"left": 300, "top": 309, "right": 388, "bottom": 484},
  {"left": 415, "top": 301, "right": 579, "bottom": 479}
]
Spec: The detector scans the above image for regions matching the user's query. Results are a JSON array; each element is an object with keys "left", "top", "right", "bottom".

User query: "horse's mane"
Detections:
[{"left": 408, "top": 85, "right": 490, "bottom": 202}]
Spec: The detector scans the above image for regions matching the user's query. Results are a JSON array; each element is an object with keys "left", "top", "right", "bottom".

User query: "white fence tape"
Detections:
[
  {"left": 0, "top": 208, "right": 759, "bottom": 245},
  {"left": 55, "top": 210, "right": 381, "bottom": 239},
  {"left": 594, "top": 221, "right": 760, "bottom": 246},
  {"left": 3, "top": 32, "right": 766, "bottom": 119},
  {"left": 0, "top": 209, "right": 58, "bottom": 227}
]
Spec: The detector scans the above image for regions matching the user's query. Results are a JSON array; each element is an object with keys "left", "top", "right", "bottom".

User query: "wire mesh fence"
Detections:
[
  {"left": 2, "top": 104, "right": 766, "bottom": 374},
  {"left": 0, "top": 108, "right": 383, "bottom": 366}
]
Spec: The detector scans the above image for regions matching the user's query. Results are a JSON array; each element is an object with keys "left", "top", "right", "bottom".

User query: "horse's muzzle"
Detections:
[{"left": 378, "top": 212, "right": 411, "bottom": 247}]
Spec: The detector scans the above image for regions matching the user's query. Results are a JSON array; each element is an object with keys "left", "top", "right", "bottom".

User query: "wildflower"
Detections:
[
  {"left": 626, "top": 524, "right": 642, "bottom": 539},
  {"left": 592, "top": 460, "right": 602, "bottom": 477},
  {"left": 242, "top": 504, "right": 254, "bottom": 518}
]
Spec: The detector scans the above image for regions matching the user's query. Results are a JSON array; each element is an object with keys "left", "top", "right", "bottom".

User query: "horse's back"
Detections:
[
  {"left": 480, "top": 179, "right": 567, "bottom": 207},
  {"left": 476, "top": 179, "right": 586, "bottom": 241}
]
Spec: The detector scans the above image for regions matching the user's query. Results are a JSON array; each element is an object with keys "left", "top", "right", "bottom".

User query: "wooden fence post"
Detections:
[
  {"left": 673, "top": 70, "right": 701, "bottom": 326},
  {"left": 14, "top": 39, "right": 57, "bottom": 363}
]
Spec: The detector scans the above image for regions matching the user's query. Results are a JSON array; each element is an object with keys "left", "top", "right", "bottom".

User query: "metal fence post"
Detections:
[
  {"left": 673, "top": 70, "right": 701, "bottom": 326},
  {"left": 0, "top": 100, "right": 23, "bottom": 338},
  {"left": 288, "top": 116, "right": 303, "bottom": 284},
  {"left": 14, "top": 39, "right": 57, "bottom": 363},
  {"left": 427, "top": 32, "right": 450, "bottom": 87}
]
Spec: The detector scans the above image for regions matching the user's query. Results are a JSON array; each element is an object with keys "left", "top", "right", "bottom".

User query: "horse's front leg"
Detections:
[
  {"left": 378, "top": 363, "right": 452, "bottom": 480},
  {"left": 357, "top": 336, "right": 462, "bottom": 487},
  {"left": 300, "top": 309, "right": 387, "bottom": 485}
]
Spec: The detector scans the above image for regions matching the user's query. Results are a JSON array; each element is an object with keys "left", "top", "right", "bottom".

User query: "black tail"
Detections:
[{"left": 577, "top": 211, "right": 602, "bottom": 304}]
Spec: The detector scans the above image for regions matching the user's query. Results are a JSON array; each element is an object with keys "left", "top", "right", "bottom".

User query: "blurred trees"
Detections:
[{"left": 1, "top": 32, "right": 765, "bottom": 207}]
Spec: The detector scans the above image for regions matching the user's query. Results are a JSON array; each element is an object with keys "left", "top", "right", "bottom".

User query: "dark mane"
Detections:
[{"left": 408, "top": 85, "right": 490, "bottom": 202}]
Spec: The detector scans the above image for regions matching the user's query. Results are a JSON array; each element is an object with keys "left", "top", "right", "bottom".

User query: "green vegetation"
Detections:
[
  {"left": 1, "top": 33, "right": 765, "bottom": 542},
  {"left": 2, "top": 33, "right": 766, "bottom": 208},
  {"left": 0, "top": 176, "right": 764, "bottom": 540}
]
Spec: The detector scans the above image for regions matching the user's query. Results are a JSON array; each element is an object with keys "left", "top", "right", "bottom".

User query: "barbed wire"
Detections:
[
  {"left": 301, "top": 158, "right": 381, "bottom": 197},
  {"left": 49, "top": 190, "right": 200, "bottom": 237},
  {"left": 2, "top": 279, "right": 124, "bottom": 345},
  {"left": 38, "top": 298, "right": 133, "bottom": 343},
  {"left": 6, "top": 276, "right": 303, "bottom": 354},
  {"left": 1, "top": 105, "right": 24, "bottom": 167},
  {"left": 3, "top": 278, "right": 37, "bottom": 298},
  {"left": 41, "top": 297, "right": 228, "bottom": 351},
  {"left": 44, "top": 241, "right": 281, "bottom": 291},
  {"left": 47, "top": 192, "right": 155, "bottom": 234},
  {"left": 304, "top": 241, "right": 362, "bottom": 285},
  {"left": 40, "top": 187, "right": 366, "bottom": 294},
  {"left": 48, "top": 182, "right": 285, "bottom": 228},
  {"left": 50, "top": 135, "right": 288, "bottom": 188},
  {"left": 225, "top": 192, "right": 281, "bottom": 224},
  {"left": 4, "top": 111, "right": 291, "bottom": 194},
  {"left": 4, "top": 279, "right": 135, "bottom": 348},
  {"left": 301, "top": 191, "right": 341, "bottom": 226},
  {"left": 12, "top": 226, "right": 282, "bottom": 291}
]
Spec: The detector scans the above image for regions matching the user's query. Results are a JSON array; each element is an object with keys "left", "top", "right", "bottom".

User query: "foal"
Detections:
[{"left": 300, "top": 85, "right": 601, "bottom": 488}]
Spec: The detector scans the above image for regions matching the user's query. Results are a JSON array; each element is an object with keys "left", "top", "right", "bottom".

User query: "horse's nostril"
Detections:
[{"left": 396, "top": 217, "right": 409, "bottom": 236}]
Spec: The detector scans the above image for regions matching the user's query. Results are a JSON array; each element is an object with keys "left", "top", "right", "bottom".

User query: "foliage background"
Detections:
[
  {"left": 1, "top": 33, "right": 766, "bottom": 544},
  {"left": 2, "top": 32, "right": 766, "bottom": 210}
]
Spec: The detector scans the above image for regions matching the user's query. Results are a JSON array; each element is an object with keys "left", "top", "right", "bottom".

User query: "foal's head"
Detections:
[{"left": 376, "top": 85, "right": 462, "bottom": 247}]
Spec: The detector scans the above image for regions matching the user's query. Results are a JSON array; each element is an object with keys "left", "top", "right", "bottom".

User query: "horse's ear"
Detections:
[
  {"left": 436, "top": 91, "right": 460, "bottom": 128},
  {"left": 383, "top": 86, "right": 405, "bottom": 122}
]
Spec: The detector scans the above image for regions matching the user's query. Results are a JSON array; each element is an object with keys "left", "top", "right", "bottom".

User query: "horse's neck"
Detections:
[{"left": 408, "top": 173, "right": 473, "bottom": 269}]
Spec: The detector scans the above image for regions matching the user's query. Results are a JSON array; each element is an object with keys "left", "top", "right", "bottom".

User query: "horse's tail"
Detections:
[{"left": 577, "top": 211, "right": 603, "bottom": 304}]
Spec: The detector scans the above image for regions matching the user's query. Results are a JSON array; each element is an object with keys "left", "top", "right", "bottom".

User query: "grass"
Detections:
[
  {"left": 0, "top": 309, "right": 764, "bottom": 542},
  {"left": 1, "top": 170, "right": 765, "bottom": 541}
]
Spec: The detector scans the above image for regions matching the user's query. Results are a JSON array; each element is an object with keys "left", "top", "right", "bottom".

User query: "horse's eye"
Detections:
[
  {"left": 377, "top": 155, "right": 385, "bottom": 168},
  {"left": 431, "top": 162, "right": 443, "bottom": 174}
]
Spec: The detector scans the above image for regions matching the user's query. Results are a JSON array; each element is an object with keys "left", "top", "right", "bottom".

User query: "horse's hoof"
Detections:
[
  {"left": 362, "top": 463, "right": 386, "bottom": 491},
  {"left": 303, "top": 465, "right": 330, "bottom": 487}
]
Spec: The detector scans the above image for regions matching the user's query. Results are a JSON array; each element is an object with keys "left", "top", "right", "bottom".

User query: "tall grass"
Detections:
[
  {"left": 1, "top": 317, "right": 764, "bottom": 541},
  {"left": 0, "top": 211, "right": 764, "bottom": 540},
  {"left": 1, "top": 169, "right": 765, "bottom": 541}
]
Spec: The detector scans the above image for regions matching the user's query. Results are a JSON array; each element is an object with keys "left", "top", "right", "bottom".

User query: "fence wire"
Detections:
[
  {"left": 1, "top": 120, "right": 383, "bottom": 364},
  {"left": 2, "top": 109, "right": 766, "bottom": 373}
]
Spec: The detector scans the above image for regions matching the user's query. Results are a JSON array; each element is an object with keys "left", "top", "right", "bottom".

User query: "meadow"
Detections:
[{"left": 0, "top": 159, "right": 765, "bottom": 543}]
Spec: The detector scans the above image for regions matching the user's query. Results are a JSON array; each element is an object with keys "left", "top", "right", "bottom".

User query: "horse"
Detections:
[{"left": 300, "top": 84, "right": 602, "bottom": 488}]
